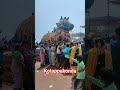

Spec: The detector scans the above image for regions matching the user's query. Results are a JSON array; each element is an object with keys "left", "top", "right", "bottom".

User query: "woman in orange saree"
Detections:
[{"left": 85, "top": 39, "right": 113, "bottom": 90}]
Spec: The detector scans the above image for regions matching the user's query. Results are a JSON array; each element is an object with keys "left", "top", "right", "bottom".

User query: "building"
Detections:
[{"left": 86, "top": 16, "right": 120, "bottom": 38}]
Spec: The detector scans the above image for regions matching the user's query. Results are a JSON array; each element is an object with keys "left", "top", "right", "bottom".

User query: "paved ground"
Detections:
[{"left": 35, "top": 62, "right": 73, "bottom": 90}]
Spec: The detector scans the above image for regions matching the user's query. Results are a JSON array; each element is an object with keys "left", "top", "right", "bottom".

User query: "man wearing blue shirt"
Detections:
[
  {"left": 111, "top": 27, "right": 120, "bottom": 89},
  {"left": 61, "top": 44, "right": 70, "bottom": 69}
]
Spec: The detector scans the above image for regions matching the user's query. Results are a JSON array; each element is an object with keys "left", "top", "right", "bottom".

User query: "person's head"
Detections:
[
  {"left": 85, "top": 40, "right": 94, "bottom": 50},
  {"left": 115, "top": 27, "right": 120, "bottom": 39},
  {"left": 41, "top": 45, "right": 44, "bottom": 47},
  {"left": 95, "top": 39, "right": 104, "bottom": 49},
  {"left": 75, "top": 43, "right": 79, "bottom": 46},
  {"left": 99, "top": 68, "right": 115, "bottom": 86},
  {"left": 76, "top": 55, "right": 83, "bottom": 62},
  {"left": 66, "top": 44, "right": 69, "bottom": 47},
  {"left": 15, "top": 45, "right": 20, "bottom": 51},
  {"left": 70, "top": 42, "right": 74, "bottom": 47}
]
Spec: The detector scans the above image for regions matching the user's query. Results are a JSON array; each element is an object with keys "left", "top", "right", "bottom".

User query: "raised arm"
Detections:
[{"left": 71, "top": 58, "right": 79, "bottom": 64}]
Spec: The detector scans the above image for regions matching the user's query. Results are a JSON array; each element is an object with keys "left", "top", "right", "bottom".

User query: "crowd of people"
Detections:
[
  {"left": 83, "top": 27, "right": 120, "bottom": 90},
  {"left": 37, "top": 27, "right": 120, "bottom": 90},
  {"left": 36, "top": 41, "right": 83, "bottom": 89},
  {"left": 1, "top": 27, "right": 119, "bottom": 90},
  {"left": 0, "top": 40, "right": 35, "bottom": 90}
]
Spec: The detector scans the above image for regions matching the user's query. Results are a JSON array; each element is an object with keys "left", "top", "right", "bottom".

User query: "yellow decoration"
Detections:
[
  {"left": 57, "top": 28, "right": 61, "bottom": 34},
  {"left": 15, "top": 15, "right": 34, "bottom": 49},
  {"left": 61, "top": 31, "right": 65, "bottom": 35}
]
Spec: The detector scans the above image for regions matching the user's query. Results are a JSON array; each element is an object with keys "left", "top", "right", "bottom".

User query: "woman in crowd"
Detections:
[
  {"left": 11, "top": 45, "right": 24, "bottom": 90},
  {"left": 56, "top": 43, "right": 62, "bottom": 62},
  {"left": 50, "top": 44, "right": 56, "bottom": 65},
  {"left": 46, "top": 44, "right": 51, "bottom": 66},
  {"left": 20, "top": 42, "right": 34, "bottom": 90},
  {"left": 40, "top": 45, "right": 45, "bottom": 66},
  {"left": 85, "top": 39, "right": 113, "bottom": 90},
  {"left": 43, "top": 42, "right": 49, "bottom": 64}
]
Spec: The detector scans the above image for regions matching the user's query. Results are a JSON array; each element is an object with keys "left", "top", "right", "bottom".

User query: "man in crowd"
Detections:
[{"left": 111, "top": 27, "right": 120, "bottom": 89}]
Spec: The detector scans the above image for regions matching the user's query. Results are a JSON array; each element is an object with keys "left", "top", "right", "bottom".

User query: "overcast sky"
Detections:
[
  {"left": 35, "top": 0, "right": 85, "bottom": 42},
  {"left": 0, "top": 0, "right": 120, "bottom": 42}
]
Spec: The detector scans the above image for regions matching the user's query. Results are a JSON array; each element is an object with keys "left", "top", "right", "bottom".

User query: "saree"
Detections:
[
  {"left": 11, "top": 51, "right": 24, "bottom": 88},
  {"left": 69, "top": 46, "right": 82, "bottom": 78},
  {"left": 85, "top": 48, "right": 113, "bottom": 90},
  {"left": 40, "top": 47, "right": 45, "bottom": 64}
]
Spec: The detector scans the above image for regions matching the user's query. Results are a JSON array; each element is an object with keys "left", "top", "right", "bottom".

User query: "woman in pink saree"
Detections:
[{"left": 40, "top": 45, "right": 45, "bottom": 66}]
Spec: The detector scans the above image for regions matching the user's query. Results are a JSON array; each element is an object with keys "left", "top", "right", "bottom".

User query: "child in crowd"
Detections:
[
  {"left": 71, "top": 55, "right": 85, "bottom": 90},
  {"left": 86, "top": 68, "right": 117, "bottom": 90},
  {"left": 40, "top": 45, "right": 45, "bottom": 66}
]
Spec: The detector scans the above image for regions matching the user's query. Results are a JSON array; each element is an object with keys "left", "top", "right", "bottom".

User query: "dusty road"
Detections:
[
  {"left": 0, "top": 62, "right": 77, "bottom": 90},
  {"left": 35, "top": 62, "right": 73, "bottom": 90}
]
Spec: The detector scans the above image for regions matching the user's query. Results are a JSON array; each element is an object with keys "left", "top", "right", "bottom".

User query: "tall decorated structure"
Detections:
[
  {"left": 42, "top": 16, "right": 74, "bottom": 44},
  {"left": 12, "top": 13, "right": 35, "bottom": 49}
]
